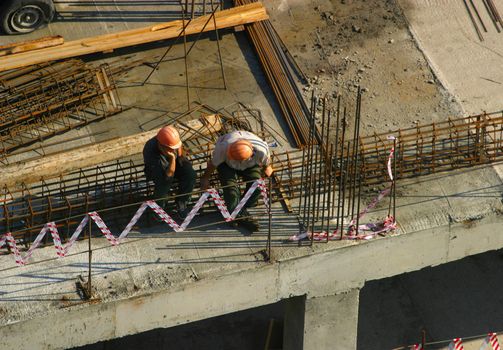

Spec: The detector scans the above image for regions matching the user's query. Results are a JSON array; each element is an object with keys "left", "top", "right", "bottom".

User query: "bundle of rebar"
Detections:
[
  {"left": 0, "top": 60, "right": 121, "bottom": 158},
  {"left": 462, "top": 0, "right": 503, "bottom": 41},
  {"left": 234, "top": 0, "right": 314, "bottom": 147}
]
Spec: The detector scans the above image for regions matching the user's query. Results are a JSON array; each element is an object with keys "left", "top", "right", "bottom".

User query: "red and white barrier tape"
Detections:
[
  {"left": 406, "top": 333, "right": 501, "bottom": 350},
  {"left": 482, "top": 333, "right": 501, "bottom": 350},
  {"left": 0, "top": 179, "right": 269, "bottom": 266},
  {"left": 449, "top": 338, "right": 464, "bottom": 350}
]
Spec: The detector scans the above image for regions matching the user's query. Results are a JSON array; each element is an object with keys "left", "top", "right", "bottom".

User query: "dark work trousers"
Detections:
[
  {"left": 146, "top": 158, "right": 196, "bottom": 209},
  {"left": 217, "top": 163, "right": 261, "bottom": 213}
]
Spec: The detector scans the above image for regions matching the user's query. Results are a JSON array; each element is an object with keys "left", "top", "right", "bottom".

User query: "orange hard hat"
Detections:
[
  {"left": 157, "top": 125, "right": 182, "bottom": 149},
  {"left": 227, "top": 139, "right": 254, "bottom": 161}
]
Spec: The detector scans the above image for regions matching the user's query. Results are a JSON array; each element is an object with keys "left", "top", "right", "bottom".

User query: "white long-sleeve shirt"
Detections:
[{"left": 211, "top": 131, "right": 270, "bottom": 171}]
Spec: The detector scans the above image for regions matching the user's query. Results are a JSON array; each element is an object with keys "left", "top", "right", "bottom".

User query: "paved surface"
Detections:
[
  {"left": 1, "top": 0, "right": 185, "bottom": 44},
  {"left": 397, "top": 0, "right": 503, "bottom": 115}
]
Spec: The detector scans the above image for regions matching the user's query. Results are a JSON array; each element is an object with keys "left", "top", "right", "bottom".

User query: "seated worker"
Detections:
[
  {"left": 143, "top": 125, "right": 196, "bottom": 219},
  {"left": 200, "top": 130, "right": 274, "bottom": 232}
]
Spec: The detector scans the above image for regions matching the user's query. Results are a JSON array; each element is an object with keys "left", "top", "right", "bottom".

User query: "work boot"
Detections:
[
  {"left": 176, "top": 200, "right": 190, "bottom": 220},
  {"left": 226, "top": 220, "right": 239, "bottom": 229},
  {"left": 236, "top": 209, "right": 260, "bottom": 233}
]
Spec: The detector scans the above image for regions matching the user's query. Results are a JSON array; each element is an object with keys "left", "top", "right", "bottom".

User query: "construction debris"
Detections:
[{"left": 0, "top": 36, "right": 64, "bottom": 57}]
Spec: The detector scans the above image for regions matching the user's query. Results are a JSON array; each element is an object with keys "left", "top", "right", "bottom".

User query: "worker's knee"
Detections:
[
  {"left": 217, "top": 164, "right": 237, "bottom": 185},
  {"left": 176, "top": 158, "right": 196, "bottom": 182},
  {"left": 185, "top": 164, "right": 196, "bottom": 183},
  {"left": 243, "top": 165, "right": 261, "bottom": 180}
]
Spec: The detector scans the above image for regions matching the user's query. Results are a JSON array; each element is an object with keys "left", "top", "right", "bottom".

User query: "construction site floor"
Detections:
[{"left": 1, "top": 0, "right": 503, "bottom": 349}]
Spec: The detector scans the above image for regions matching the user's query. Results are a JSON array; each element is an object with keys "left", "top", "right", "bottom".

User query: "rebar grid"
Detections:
[
  {"left": 0, "top": 106, "right": 282, "bottom": 244},
  {"left": 359, "top": 111, "right": 503, "bottom": 185},
  {"left": 3, "top": 99, "right": 503, "bottom": 247},
  {"left": 0, "top": 61, "right": 122, "bottom": 161}
]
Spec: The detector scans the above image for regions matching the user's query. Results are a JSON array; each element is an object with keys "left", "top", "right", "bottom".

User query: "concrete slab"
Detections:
[
  {"left": 397, "top": 0, "right": 503, "bottom": 115},
  {"left": 0, "top": 0, "right": 184, "bottom": 44},
  {"left": 2, "top": 204, "right": 503, "bottom": 349}
]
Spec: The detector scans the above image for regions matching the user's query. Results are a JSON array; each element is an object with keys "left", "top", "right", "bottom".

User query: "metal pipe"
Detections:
[
  {"left": 211, "top": 0, "right": 227, "bottom": 90},
  {"left": 462, "top": 0, "right": 484, "bottom": 41},
  {"left": 331, "top": 95, "right": 341, "bottom": 219},
  {"left": 315, "top": 98, "right": 327, "bottom": 222},
  {"left": 325, "top": 142, "right": 334, "bottom": 242},
  {"left": 267, "top": 177, "right": 272, "bottom": 261},
  {"left": 182, "top": 9, "right": 191, "bottom": 111},
  {"left": 393, "top": 137, "right": 397, "bottom": 221},
  {"left": 341, "top": 139, "right": 351, "bottom": 239},
  {"left": 350, "top": 88, "right": 362, "bottom": 226},
  {"left": 302, "top": 94, "right": 316, "bottom": 231},
  {"left": 469, "top": 0, "right": 488, "bottom": 32}
]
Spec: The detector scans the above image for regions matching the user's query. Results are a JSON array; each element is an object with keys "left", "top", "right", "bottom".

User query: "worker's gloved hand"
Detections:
[
  {"left": 200, "top": 177, "right": 210, "bottom": 190},
  {"left": 264, "top": 165, "right": 274, "bottom": 177}
]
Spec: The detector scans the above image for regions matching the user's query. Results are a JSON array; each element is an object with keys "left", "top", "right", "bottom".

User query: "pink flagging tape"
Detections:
[
  {"left": 118, "top": 202, "right": 150, "bottom": 239},
  {"left": 228, "top": 179, "right": 269, "bottom": 220},
  {"left": 387, "top": 146, "right": 395, "bottom": 181},
  {"left": 410, "top": 344, "right": 422, "bottom": 350},
  {"left": 257, "top": 180, "right": 270, "bottom": 212},
  {"left": 0, "top": 232, "right": 25, "bottom": 266},
  {"left": 482, "top": 333, "right": 501, "bottom": 350},
  {"left": 387, "top": 135, "right": 396, "bottom": 181},
  {"left": 0, "top": 179, "right": 269, "bottom": 266},
  {"left": 288, "top": 216, "right": 396, "bottom": 242},
  {"left": 449, "top": 338, "right": 464, "bottom": 350},
  {"left": 290, "top": 141, "right": 397, "bottom": 242},
  {"left": 348, "top": 187, "right": 391, "bottom": 228}
]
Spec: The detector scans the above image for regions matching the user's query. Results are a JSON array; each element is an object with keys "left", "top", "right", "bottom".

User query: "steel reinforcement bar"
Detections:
[{"left": 0, "top": 61, "right": 122, "bottom": 161}]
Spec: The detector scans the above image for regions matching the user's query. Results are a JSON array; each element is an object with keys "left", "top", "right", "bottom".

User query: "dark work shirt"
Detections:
[{"left": 143, "top": 137, "right": 172, "bottom": 179}]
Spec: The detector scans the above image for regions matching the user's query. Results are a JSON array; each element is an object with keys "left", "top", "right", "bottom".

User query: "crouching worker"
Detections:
[
  {"left": 200, "top": 130, "right": 274, "bottom": 233},
  {"left": 143, "top": 125, "right": 196, "bottom": 219}
]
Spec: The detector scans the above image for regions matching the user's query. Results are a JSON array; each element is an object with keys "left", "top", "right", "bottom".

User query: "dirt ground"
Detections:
[{"left": 266, "top": 0, "right": 463, "bottom": 135}]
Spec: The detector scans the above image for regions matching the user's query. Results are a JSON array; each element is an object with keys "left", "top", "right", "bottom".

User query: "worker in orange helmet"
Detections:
[
  {"left": 143, "top": 125, "right": 196, "bottom": 219},
  {"left": 201, "top": 130, "right": 273, "bottom": 233}
]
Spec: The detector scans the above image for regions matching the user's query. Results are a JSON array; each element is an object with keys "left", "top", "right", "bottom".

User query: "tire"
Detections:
[{"left": 0, "top": 0, "right": 54, "bottom": 35}]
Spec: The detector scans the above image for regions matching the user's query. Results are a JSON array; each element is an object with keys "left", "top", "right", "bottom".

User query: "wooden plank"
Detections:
[
  {"left": 0, "top": 3, "right": 268, "bottom": 72},
  {"left": 0, "top": 36, "right": 64, "bottom": 57},
  {"left": 100, "top": 66, "right": 118, "bottom": 109},
  {"left": 1, "top": 114, "right": 222, "bottom": 188},
  {"left": 94, "top": 70, "right": 112, "bottom": 112}
]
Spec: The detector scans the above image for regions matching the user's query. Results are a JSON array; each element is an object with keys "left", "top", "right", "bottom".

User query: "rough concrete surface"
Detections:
[
  {"left": 397, "top": 0, "right": 503, "bottom": 115},
  {"left": 303, "top": 291, "right": 360, "bottom": 350}
]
